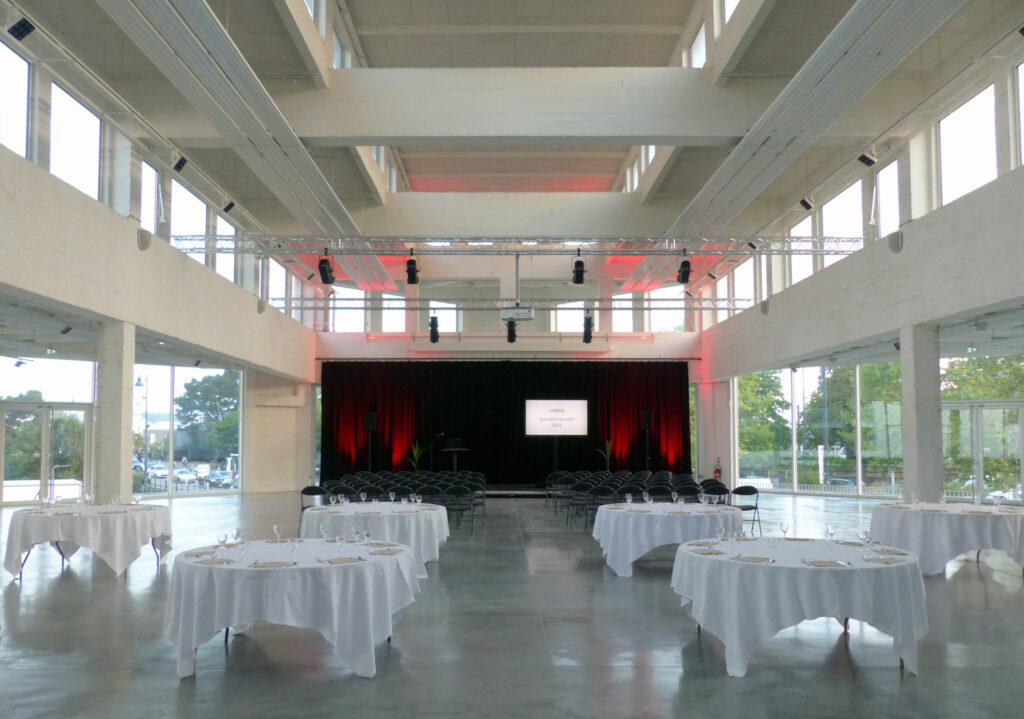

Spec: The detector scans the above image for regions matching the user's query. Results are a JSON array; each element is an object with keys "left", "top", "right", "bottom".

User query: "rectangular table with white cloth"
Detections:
[
  {"left": 592, "top": 502, "right": 742, "bottom": 577},
  {"left": 670, "top": 537, "right": 928, "bottom": 677},
  {"left": 870, "top": 502, "right": 1024, "bottom": 576},
  {"left": 165, "top": 538, "right": 421, "bottom": 678},
  {"left": 300, "top": 502, "right": 449, "bottom": 579},
  {"left": 4, "top": 504, "right": 172, "bottom": 578}
]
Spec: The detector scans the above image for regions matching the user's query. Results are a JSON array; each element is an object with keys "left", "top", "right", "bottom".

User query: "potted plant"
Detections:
[
  {"left": 406, "top": 440, "right": 426, "bottom": 472},
  {"left": 594, "top": 438, "right": 612, "bottom": 472}
]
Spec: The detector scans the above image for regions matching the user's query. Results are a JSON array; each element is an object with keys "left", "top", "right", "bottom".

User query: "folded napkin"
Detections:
[
  {"left": 920, "top": 509, "right": 946, "bottom": 513},
  {"left": 265, "top": 538, "right": 292, "bottom": 543},
  {"left": 369, "top": 548, "right": 401, "bottom": 556},
  {"left": 184, "top": 549, "right": 216, "bottom": 558},
  {"left": 863, "top": 556, "right": 903, "bottom": 565},
  {"left": 966, "top": 510, "right": 992, "bottom": 515},
  {"left": 689, "top": 548, "right": 725, "bottom": 556},
  {"left": 367, "top": 541, "right": 398, "bottom": 547},
  {"left": 196, "top": 558, "right": 234, "bottom": 566},
  {"left": 625, "top": 509, "right": 650, "bottom": 514},
  {"left": 53, "top": 511, "right": 79, "bottom": 517},
  {"left": 308, "top": 507, "right": 331, "bottom": 512},
  {"left": 688, "top": 540, "right": 718, "bottom": 547},
  {"left": 320, "top": 556, "right": 361, "bottom": 565},
  {"left": 251, "top": 561, "right": 296, "bottom": 568},
  {"left": 605, "top": 505, "right": 627, "bottom": 509},
  {"left": 733, "top": 555, "right": 771, "bottom": 563},
  {"left": 355, "top": 511, "right": 380, "bottom": 516},
  {"left": 876, "top": 548, "right": 908, "bottom": 556},
  {"left": 806, "top": 560, "right": 848, "bottom": 568},
  {"left": 422, "top": 506, "right": 443, "bottom": 511},
  {"left": 99, "top": 509, "right": 128, "bottom": 514},
  {"left": 667, "top": 511, "right": 690, "bottom": 516},
  {"left": 736, "top": 537, "right": 757, "bottom": 542},
  {"left": 998, "top": 508, "right": 1023, "bottom": 513},
  {"left": 784, "top": 537, "right": 811, "bottom": 542},
  {"left": 396, "top": 510, "right": 419, "bottom": 514},
  {"left": 836, "top": 540, "right": 863, "bottom": 547}
]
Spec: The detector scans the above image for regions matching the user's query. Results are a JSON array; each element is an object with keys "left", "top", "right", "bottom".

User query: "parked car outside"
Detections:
[
  {"left": 173, "top": 468, "right": 198, "bottom": 487},
  {"left": 147, "top": 464, "right": 169, "bottom": 479},
  {"left": 208, "top": 470, "right": 236, "bottom": 488}
]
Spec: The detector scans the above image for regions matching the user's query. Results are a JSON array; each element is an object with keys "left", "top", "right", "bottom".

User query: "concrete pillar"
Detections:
[
  {"left": 696, "top": 380, "right": 732, "bottom": 486},
  {"left": 899, "top": 324, "right": 943, "bottom": 502},
  {"left": 242, "top": 370, "right": 313, "bottom": 493},
  {"left": 94, "top": 321, "right": 135, "bottom": 503},
  {"left": 598, "top": 275, "right": 613, "bottom": 333},
  {"left": 405, "top": 281, "right": 419, "bottom": 334}
]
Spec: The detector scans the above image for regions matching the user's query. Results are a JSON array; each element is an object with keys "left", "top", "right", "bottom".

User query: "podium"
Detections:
[{"left": 440, "top": 447, "right": 469, "bottom": 471}]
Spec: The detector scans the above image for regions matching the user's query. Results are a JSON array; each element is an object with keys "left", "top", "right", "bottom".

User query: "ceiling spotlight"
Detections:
[
  {"left": 677, "top": 260, "right": 691, "bottom": 284},
  {"left": 173, "top": 156, "right": 188, "bottom": 172},
  {"left": 318, "top": 256, "right": 335, "bottom": 284},
  {"left": 857, "top": 153, "right": 877, "bottom": 167},
  {"left": 406, "top": 253, "right": 419, "bottom": 285},
  {"left": 799, "top": 198, "right": 813, "bottom": 211},
  {"left": 222, "top": 201, "right": 235, "bottom": 213},
  {"left": 7, "top": 18, "right": 35, "bottom": 41},
  {"left": 306, "top": 272, "right": 315, "bottom": 281},
  {"left": 60, "top": 326, "right": 72, "bottom": 334},
  {"left": 429, "top": 315, "right": 439, "bottom": 343},
  {"left": 583, "top": 313, "right": 593, "bottom": 344},
  {"left": 14, "top": 359, "right": 26, "bottom": 368},
  {"left": 571, "top": 259, "right": 586, "bottom": 285},
  {"left": 506, "top": 319, "right": 517, "bottom": 344},
  {"left": 893, "top": 341, "right": 901, "bottom": 351},
  {"left": 194, "top": 360, "right": 201, "bottom": 367},
  {"left": 747, "top": 242, "right": 757, "bottom": 250},
  {"left": 708, "top": 272, "right": 718, "bottom": 280}
]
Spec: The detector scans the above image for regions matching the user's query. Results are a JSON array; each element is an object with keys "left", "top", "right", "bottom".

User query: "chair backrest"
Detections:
[
  {"left": 732, "top": 485, "right": 759, "bottom": 496},
  {"left": 301, "top": 485, "right": 326, "bottom": 496},
  {"left": 588, "top": 484, "right": 617, "bottom": 497},
  {"left": 702, "top": 484, "right": 729, "bottom": 497},
  {"left": 677, "top": 485, "right": 701, "bottom": 497}
]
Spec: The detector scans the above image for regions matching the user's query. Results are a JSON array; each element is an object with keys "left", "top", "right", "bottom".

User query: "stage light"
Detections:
[
  {"left": 571, "top": 259, "right": 586, "bottom": 284},
  {"left": 60, "top": 326, "right": 72, "bottom": 334},
  {"left": 7, "top": 19, "right": 35, "bottom": 41},
  {"left": 857, "top": 153, "right": 877, "bottom": 167},
  {"left": 306, "top": 272, "right": 315, "bottom": 281},
  {"left": 429, "top": 315, "right": 439, "bottom": 343},
  {"left": 318, "top": 257, "right": 335, "bottom": 284},
  {"left": 506, "top": 319, "right": 517, "bottom": 343},
  {"left": 222, "top": 201, "right": 235, "bottom": 213},
  {"left": 799, "top": 198, "right": 813, "bottom": 211},
  {"left": 583, "top": 313, "right": 593, "bottom": 344},
  {"left": 677, "top": 260, "right": 691, "bottom": 284},
  {"left": 406, "top": 257, "right": 419, "bottom": 285},
  {"left": 173, "top": 156, "right": 188, "bottom": 172}
]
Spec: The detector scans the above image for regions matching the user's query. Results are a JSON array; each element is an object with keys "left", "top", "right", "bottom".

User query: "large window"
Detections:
[
  {"left": 170, "top": 179, "right": 207, "bottom": 262},
  {"left": 940, "top": 85, "right": 997, "bottom": 205},
  {"left": 723, "top": 0, "right": 741, "bottom": 24},
  {"left": 214, "top": 216, "right": 235, "bottom": 281},
  {"left": 50, "top": 85, "right": 101, "bottom": 199},
  {"left": 821, "top": 180, "right": 863, "bottom": 268},
  {"left": 650, "top": 285, "right": 687, "bottom": 332},
  {"left": 795, "top": 366, "right": 858, "bottom": 493},
  {"left": 732, "top": 259, "right": 754, "bottom": 314},
  {"left": 332, "top": 285, "right": 366, "bottom": 331},
  {"left": 859, "top": 362, "right": 902, "bottom": 493},
  {"left": 612, "top": 293, "right": 633, "bottom": 332},
  {"left": 737, "top": 371, "right": 792, "bottom": 487},
  {"left": 555, "top": 301, "right": 585, "bottom": 333},
  {"left": 332, "top": 29, "right": 345, "bottom": 69},
  {"left": 0, "top": 42, "right": 29, "bottom": 156},
  {"left": 140, "top": 162, "right": 158, "bottom": 234},
  {"left": 381, "top": 293, "right": 405, "bottom": 332},
  {"left": 267, "top": 260, "right": 287, "bottom": 310},
  {"left": 689, "top": 22, "right": 707, "bottom": 69},
  {"left": 172, "top": 367, "right": 240, "bottom": 494},
  {"left": 429, "top": 300, "right": 458, "bottom": 333},
  {"left": 875, "top": 161, "right": 900, "bottom": 238},
  {"left": 790, "top": 216, "right": 814, "bottom": 286},
  {"left": 715, "top": 275, "right": 729, "bottom": 324},
  {"left": 134, "top": 365, "right": 171, "bottom": 495},
  {"left": 1, "top": 357, "right": 94, "bottom": 403}
]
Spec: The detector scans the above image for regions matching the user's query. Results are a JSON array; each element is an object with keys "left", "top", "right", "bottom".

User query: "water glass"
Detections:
[
  {"left": 389, "top": 491, "right": 396, "bottom": 502},
  {"left": 671, "top": 491, "right": 678, "bottom": 504},
  {"left": 273, "top": 524, "right": 283, "bottom": 540},
  {"left": 401, "top": 497, "right": 408, "bottom": 505},
  {"left": 320, "top": 525, "right": 330, "bottom": 541},
  {"left": 624, "top": 493, "right": 632, "bottom": 504},
  {"left": 329, "top": 494, "right": 338, "bottom": 506},
  {"left": 359, "top": 492, "right": 367, "bottom": 503},
  {"left": 779, "top": 520, "right": 789, "bottom": 540},
  {"left": 642, "top": 491, "right": 650, "bottom": 504}
]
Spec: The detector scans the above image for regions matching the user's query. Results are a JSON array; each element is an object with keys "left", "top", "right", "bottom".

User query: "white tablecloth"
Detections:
[
  {"left": 670, "top": 537, "right": 928, "bottom": 677},
  {"left": 4, "top": 504, "right": 172, "bottom": 576},
  {"left": 299, "top": 502, "right": 449, "bottom": 579},
  {"left": 592, "top": 502, "right": 743, "bottom": 577},
  {"left": 871, "top": 502, "right": 1024, "bottom": 575},
  {"left": 165, "top": 538, "right": 421, "bottom": 678}
]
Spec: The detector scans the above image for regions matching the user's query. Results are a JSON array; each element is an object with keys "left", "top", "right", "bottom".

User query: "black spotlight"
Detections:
[
  {"left": 173, "top": 156, "right": 188, "bottom": 172},
  {"left": 194, "top": 360, "right": 201, "bottom": 367},
  {"left": 60, "top": 326, "right": 72, "bottom": 335},
  {"left": 306, "top": 272, "right": 315, "bottom": 281},
  {"left": 571, "top": 259, "right": 586, "bottom": 284},
  {"left": 222, "top": 201, "right": 235, "bottom": 213},
  {"left": 318, "top": 257, "right": 335, "bottom": 284},
  {"left": 583, "top": 313, "right": 593, "bottom": 344},
  {"left": 857, "top": 153, "right": 877, "bottom": 167},
  {"left": 429, "top": 315, "right": 439, "bottom": 343},
  {"left": 677, "top": 260, "right": 691, "bottom": 284},
  {"left": 7, "top": 18, "right": 35, "bottom": 41},
  {"left": 406, "top": 257, "right": 419, "bottom": 285},
  {"left": 894, "top": 341, "right": 901, "bottom": 351},
  {"left": 506, "top": 319, "right": 517, "bottom": 344},
  {"left": 799, "top": 198, "right": 813, "bottom": 211},
  {"left": 708, "top": 271, "right": 718, "bottom": 280}
]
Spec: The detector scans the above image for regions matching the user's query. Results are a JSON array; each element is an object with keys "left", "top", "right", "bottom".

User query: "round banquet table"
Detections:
[
  {"left": 591, "top": 501, "right": 743, "bottom": 577},
  {"left": 165, "top": 538, "right": 420, "bottom": 678},
  {"left": 669, "top": 537, "right": 928, "bottom": 677},
  {"left": 870, "top": 501, "right": 1024, "bottom": 575},
  {"left": 3, "top": 503, "right": 172, "bottom": 578},
  {"left": 299, "top": 502, "right": 449, "bottom": 579}
]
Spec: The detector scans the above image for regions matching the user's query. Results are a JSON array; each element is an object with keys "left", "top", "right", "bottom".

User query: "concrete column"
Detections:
[
  {"left": 696, "top": 380, "right": 732, "bottom": 486},
  {"left": 405, "top": 281, "right": 419, "bottom": 334},
  {"left": 242, "top": 370, "right": 313, "bottom": 493},
  {"left": 899, "top": 324, "right": 943, "bottom": 502},
  {"left": 598, "top": 275, "right": 613, "bottom": 333},
  {"left": 94, "top": 320, "right": 135, "bottom": 503}
]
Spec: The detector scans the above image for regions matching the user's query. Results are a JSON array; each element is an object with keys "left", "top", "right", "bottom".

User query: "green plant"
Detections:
[
  {"left": 405, "top": 440, "right": 426, "bottom": 472},
  {"left": 594, "top": 438, "right": 612, "bottom": 472}
]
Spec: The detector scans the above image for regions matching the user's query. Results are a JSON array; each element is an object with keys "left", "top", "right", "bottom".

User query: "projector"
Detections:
[{"left": 500, "top": 306, "right": 535, "bottom": 321}]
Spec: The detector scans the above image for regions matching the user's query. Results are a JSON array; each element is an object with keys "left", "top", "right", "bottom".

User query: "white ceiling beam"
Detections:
[
  {"left": 271, "top": 0, "right": 331, "bottom": 88},
  {"left": 354, "top": 24, "right": 687, "bottom": 36},
  {"left": 706, "top": 0, "right": 776, "bottom": 87},
  {"left": 636, "top": 146, "right": 681, "bottom": 205}
]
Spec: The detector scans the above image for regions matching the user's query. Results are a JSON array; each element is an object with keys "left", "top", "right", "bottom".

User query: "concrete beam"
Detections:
[
  {"left": 272, "top": 0, "right": 331, "bottom": 88},
  {"left": 707, "top": 0, "right": 776, "bottom": 87}
]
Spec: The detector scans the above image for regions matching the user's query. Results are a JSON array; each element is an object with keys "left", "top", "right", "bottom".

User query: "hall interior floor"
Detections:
[{"left": 1, "top": 494, "right": 1022, "bottom": 719}]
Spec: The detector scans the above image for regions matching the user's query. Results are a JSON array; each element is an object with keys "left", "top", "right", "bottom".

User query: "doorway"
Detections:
[{"left": 1, "top": 402, "right": 91, "bottom": 503}]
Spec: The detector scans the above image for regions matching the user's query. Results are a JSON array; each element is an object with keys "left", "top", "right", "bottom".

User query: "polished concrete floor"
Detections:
[{"left": 1, "top": 494, "right": 1023, "bottom": 718}]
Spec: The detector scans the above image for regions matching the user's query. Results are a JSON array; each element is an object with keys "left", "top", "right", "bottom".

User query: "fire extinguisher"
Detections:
[{"left": 714, "top": 457, "right": 722, "bottom": 481}]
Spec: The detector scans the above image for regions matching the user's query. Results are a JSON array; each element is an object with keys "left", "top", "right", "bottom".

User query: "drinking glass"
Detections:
[
  {"left": 779, "top": 520, "right": 789, "bottom": 540},
  {"left": 624, "top": 493, "right": 632, "bottom": 504},
  {"left": 352, "top": 527, "right": 361, "bottom": 542},
  {"left": 825, "top": 524, "right": 837, "bottom": 557},
  {"left": 642, "top": 491, "right": 650, "bottom": 504},
  {"left": 671, "top": 491, "right": 678, "bottom": 504},
  {"left": 329, "top": 494, "right": 338, "bottom": 506},
  {"left": 389, "top": 491, "right": 396, "bottom": 503},
  {"left": 994, "top": 495, "right": 1004, "bottom": 509},
  {"left": 401, "top": 497, "right": 408, "bottom": 505},
  {"left": 320, "top": 525, "right": 330, "bottom": 541},
  {"left": 715, "top": 525, "right": 725, "bottom": 543},
  {"left": 364, "top": 529, "right": 372, "bottom": 544},
  {"left": 273, "top": 524, "right": 283, "bottom": 540},
  {"left": 216, "top": 533, "right": 228, "bottom": 557},
  {"left": 341, "top": 494, "right": 349, "bottom": 504},
  {"left": 233, "top": 528, "right": 242, "bottom": 545},
  {"left": 359, "top": 492, "right": 367, "bottom": 503}
]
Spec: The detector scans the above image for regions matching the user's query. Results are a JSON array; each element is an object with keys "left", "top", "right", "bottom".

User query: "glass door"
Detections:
[
  {"left": 3, "top": 405, "right": 43, "bottom": 502},
  {"left": 49, "top": 409, "right": 87, "bottom": 500},
  {"left": 980, "top": 406, "right": 1021, "bottom": 502},
  {"left": 1, "top": 402, "right": 91, "bottom": 503},
  {"left": 941, "top": 407, "right": 973, "bottom": 501},
  {"left": 942, "top": 402, "right": 1024, "bottom": 503}
]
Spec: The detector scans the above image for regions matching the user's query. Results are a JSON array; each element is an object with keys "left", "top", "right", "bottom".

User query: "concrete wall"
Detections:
[{"left": 242, "top": 369, "right": 314, "bottom": 494}]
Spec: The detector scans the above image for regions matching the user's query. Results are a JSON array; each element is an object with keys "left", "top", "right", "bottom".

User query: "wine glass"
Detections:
[
  {"left": 825, "top": 524, "right": 837, "bottom": 558},
  {"left": 233, "top": 528, "right": 242, "bottom": 544},
  {"left": 779, "top": 520, "right": 789, "bottom": 540},
  {"left": 671, "top": 491, "right": 679, "bottom": 504},
  {"left": 359, "top": 491, "right": 367, "bottom": 503},
  {"left": 364, "top": 529, "right": 372, "bottom": 544},
  {"left": 320, "top": 525, "right": 330, "bottom": 541},
  {"left": 216, "top": 533, "right": 228, "bottom": 557},
  {"left": 273, "top": 524, "right": 283, "bottom": 541},
  {"left": 624, "top": 493, "right": 632, "bottom": 504},
  {"left": 642, "top": 491, "right": 650, "bottom": 504},
  {"left": 329, "top": 494, "right": 338, "bottom": 506},
  {"left": 389, "top": 491, "right": 396, "bottom": 503}
]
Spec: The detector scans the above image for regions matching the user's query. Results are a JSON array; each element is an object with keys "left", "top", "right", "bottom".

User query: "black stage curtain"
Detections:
[{"left": 320, "top": 361, "right": 690, "bottom": 487}]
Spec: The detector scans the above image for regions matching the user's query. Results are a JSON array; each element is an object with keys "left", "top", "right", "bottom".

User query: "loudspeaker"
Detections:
[
  {"left": 641, "top": 410, "right": 653, "bottom": 429},
  {"left": 364, "top": 412, "right": 377, "bottom": 430}
]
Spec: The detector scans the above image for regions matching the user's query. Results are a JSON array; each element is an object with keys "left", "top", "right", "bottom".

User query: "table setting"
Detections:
[{"left": 669, "top": 531, "right": 928, "bottom": 677}]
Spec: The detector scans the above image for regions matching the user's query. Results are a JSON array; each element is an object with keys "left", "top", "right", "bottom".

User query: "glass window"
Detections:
[
  {"left": 1019, "top": 64, "right": 1024, "bottom": 167},
  {"left": 429, "top": 300, "right": 458, "bottom": 333},
  {"left": 858, "top": 362, "right": 902, "bottom": 494},
  {"left": 140, "top": 162, "right": 158, "bottom": 234},
  {"left": 173, "top": 367, "right": 240, "bottom": 494},
  {"left": 940, "top": 85, "right": 997, "bottom": 205},
  {"left": 0, "top": 357, "right": 94, "bottom": 403},
  {"left": 612, "top": 293, "right": 633, "bottom": 332},
  {"left": 555, "top": 301, "right": 585, "bottom": 333},
  {"left": 645, "top": 145, "right": 656, "bottom": 166},
  {"left": 790, "top": 216, "right": 814, "bottom": 285},
  {"left": 291, "top": 276, "right": 302, "bottom": 321},
  {"left": 737, "top": 370, "right": 792, "bottom": 488},
  {"left": 304, "top": 0, "right": 316, "bottom": 21},
  {"left": 821, "top": 180, "right": 863, "bottom": 268},
  {"left": 332, "top": 285, "right": 365, "bottom": 331},
  {"left": 876, "top": 161, "right": 900, "bottom": 238},
  {"left": 214, "top": 216, "right": 235, "bottom": 281},
  {"left": 0, "top": 42, "right": 29, "bottom": 156},
  {"left": 689, "top": 22, "right": 707, "bottom": 69},
  {"left": 133, "top": 365, "right": 172, "bottom": 495},
  {"left": 170, "top": 179, "right": 207, "bottom": 262},
  {"left": 715, "top": 275, "right": 729, "bottom": 324},
  {"left": 732, "top": 260, "right": 754, "bottom": 313},
  {"left": 267, "top": 260, "right": 287, "bottom": 310},
  {"left": 381, "top": 293, "right": 405, "bottom": 332},
  {"left": 50, "top": 85, "right": 101, "bottom": 199},
  {"left": 650, "top": 284, "right": 687, "bottom": 332},
  {"left": 723, "top": 0, "right": 741, "bottom": 24},
  {"left": 795, "top": 366, "right": 857, "bottom": 494},
  {"left": 332, "top": 29, "right": 344, "bottom": 69}
]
